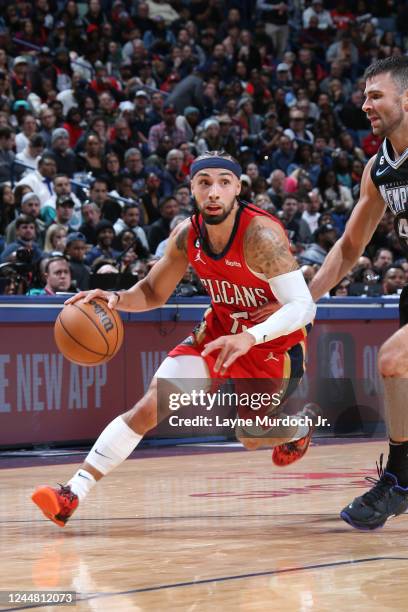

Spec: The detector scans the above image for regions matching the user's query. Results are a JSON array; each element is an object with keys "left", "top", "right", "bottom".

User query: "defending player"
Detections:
[
  {"left": 309, "top": 57, "right": 408, "bottom": 530},
  {"left": 31, "top": 151, "right": 316, "bottom": 527}
]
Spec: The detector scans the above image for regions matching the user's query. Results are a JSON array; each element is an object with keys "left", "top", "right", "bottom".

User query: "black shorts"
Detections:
[{"left": 399, "top": 285, "right": 408, "bottom": 327}]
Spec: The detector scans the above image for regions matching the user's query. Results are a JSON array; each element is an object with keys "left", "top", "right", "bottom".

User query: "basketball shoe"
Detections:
[
  {"left": 340, "top": 454, "right": 408, "bottom": 530},
  {"left": 272, "top": 404, "right": 318, "bottom": 467},
  {"left": 31, "top": 485, "right": 79, "bottom": 527}
]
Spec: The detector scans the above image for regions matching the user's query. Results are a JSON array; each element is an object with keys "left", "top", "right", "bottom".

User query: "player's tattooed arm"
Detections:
[
  {"left": 174, "top": 222, "right": 189, "bottom": 255},
  {"left": 244, "top": 218, "right": 298, "bottom": 278}
]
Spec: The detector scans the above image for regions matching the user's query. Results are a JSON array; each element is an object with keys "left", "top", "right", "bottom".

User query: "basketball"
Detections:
[{"left": 54, "top": 297, "right": 124, "bottom": 366}]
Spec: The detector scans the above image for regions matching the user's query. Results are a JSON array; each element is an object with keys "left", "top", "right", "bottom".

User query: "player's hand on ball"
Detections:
[
  {"left": 249, "top": 301, "right": 281, "bottom": 323},
  {"left": 201, "top": 332, "right": 256, "bottom": 375},
  {"left": 64, "top": 289, "right": 119, "bottom": 309}
]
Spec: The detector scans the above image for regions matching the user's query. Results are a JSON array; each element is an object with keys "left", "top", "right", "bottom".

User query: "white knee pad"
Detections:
[{"left": 155, "top": 355, "right": 211, "bottom": 395}]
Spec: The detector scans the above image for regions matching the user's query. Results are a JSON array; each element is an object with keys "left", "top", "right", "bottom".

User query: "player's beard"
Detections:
[
  {"left": 200, "top": 197, "right": 237, "bottom": 225},
  {"left": 373, "top": 106, "right": 404, "bottom": 138}
]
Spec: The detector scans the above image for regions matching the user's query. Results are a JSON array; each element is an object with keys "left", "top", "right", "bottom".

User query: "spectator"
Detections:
[
  {"left": 303, "top": 0, "right": 334, "bottom": 30},
  {"left": 146, "top": 195, "right": 180, "bottom": 253},
  {"left": 89, "top": 177, "right": 122, "bottom": 224},
  {"left": 28, "top": 256, "right": 72, "bottom": 295},
  {"left": 166, "top": 71, "right": 205, "bottom": 115},
  {"left": 85, "top": 220, "right": 121, "bottom": 266},
  {"left": 301, "top": 189, "right": 322, "bottom": 234},
  {"left": 280, "top": 195, "right": 312, "bottom": 246},
  {"left": 57, "top": 72, "right": 91, "bottom": 115},
  {"left": 16, "top": 154, "right": 57, "bottom": 205},
  {"left": 15, "top": 114, "right": 38, "bottom": 154},
  {"left": 161, "top": 149, "right": 186, "bottom": 197},
  {"left": 382, "top": 266, "right": 405, "bottom": 296},
  {"left": 5, "top": 192, "right": 46, "bottom": 247},
  {"left": 155, "top": 214, "right": 189, "bottom": 257},
  {"left": 123, "top": 148, "right": 148, "bottom": 195},
  {"left": 373, "top": 247, "right": 394, "bottom": 277},
  {"left": 104, "top": 151, "right": 121, "bottom": 190},
  {"left": 0, "top": 184, "right": 16, "bottom": 237},
  {"left": 43, "top": 224, "right": 68, "bottom": 255},
  {"left": 301, "top": 264, "right": 317, "bottom": 286},
  {"left": 48, "top": 128, "right": 77, "bottom": 177},
  {"left": 140, "top": 172, "right": 162, "bottom": 224},
  {"left": 78, "top": 201, "right": 102, "bottom": 245},
  {"left": 50, "top": 195, "right": 78, "bottom": 235},
  {"left": 113, "top": 202, "right": 149, "bottom": 251},
  {"left": 284, "top": 109, "right": 314, "bottom": 145},
  {"left": 41, "top": 174, "right": 82, "bottom": 229},
  {"left": 317, "top": 168, "right": 353, "bottom": 229},
  {"left": 173, "top": 182, "right": 193, "bottom": 216},
  {"left": 0, "top": 127, "right": 16, "bottom": 183},
  {"left": 148, "top": 104, "right": 186, "bottom": 153},
  {"left": 326, "top": 32, "right": 359, "bottom": 71},
  {"left": 176, "top": 106, "right": 200, "bottom": 143},
  {"left": 113, "top": 228, "right": 149, "bottom": 262},
  {"left": 37, "top": 106, "right": 56, "bottom": 147},
  {"left": 196, "top": 119, "right": 223, "bottom": 155},
  {"left": 76, "top": 132, "right": 104, "bottom": 178},
  {"left": 299, "top": 223, "right": 338, "bottom": 266},
  {"left": 63, "top": 107, "right": 84, "bottom": 148},
  {"left": 270, "top": 135, "right": 295, "bottom": 174},
  {"left": 256, "top": 0, "right": 289, "bottom": 59},
  {"left": 110, "top": 173, "right": 138, "bottom": 203},
  {"left": 130, "top": 91, "right": 150, "bottom": 145},
  {"left": 1, "top": 214, "right": 43, "bottom": 264},
  {"left": 338, "top": 89, "right": 370, "bottom": 133},
  {"left": 110, "top": 117, "right": 138, "bottom": 164},
  {"left": 266, "top": 169, "right": 286, "bottom": 209},
  {"left": 330, "top": 278, "right": 351, "bottom": 296},
  {"left": 64, "top": 232, "right": 90, "bottom": 290},
  {"left": 16, "top": 134, "right": 45, "bottom": 174}
]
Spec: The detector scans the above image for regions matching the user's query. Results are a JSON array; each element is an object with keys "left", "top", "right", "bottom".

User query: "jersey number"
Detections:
[{"left": 230, "top": 311, "right": 249, "bottom": 334}]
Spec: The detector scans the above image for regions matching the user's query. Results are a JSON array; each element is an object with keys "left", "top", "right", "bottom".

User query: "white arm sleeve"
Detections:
[{"left": 246, "top": 269, "right": 316, "bottom": 345}]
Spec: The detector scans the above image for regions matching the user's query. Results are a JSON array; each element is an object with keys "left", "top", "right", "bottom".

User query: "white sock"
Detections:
[
  {"left": 85, "top": 415, "right": 142, "bottom": 476},
  {"left": 289, "top": 423, "right": 309, "bottom": 442},
  {"left": 67, "top": 470, "right": 96, "bottom": 501}
]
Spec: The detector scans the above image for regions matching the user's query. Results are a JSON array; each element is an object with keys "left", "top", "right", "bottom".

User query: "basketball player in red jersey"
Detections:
[{"left": 31, "top": 151, "right": 316, "bottom": 527}]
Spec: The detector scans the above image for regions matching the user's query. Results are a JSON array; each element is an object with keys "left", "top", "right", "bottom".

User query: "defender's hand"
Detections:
[
  {"left": 249, "top": 301, "right": 281, "bottom": 323},
  {"left": 201, "top": 332, "right": 256, "bottom": 375},
  {"left": 64, "top": 289, "right": 120, "bottom": 310}
]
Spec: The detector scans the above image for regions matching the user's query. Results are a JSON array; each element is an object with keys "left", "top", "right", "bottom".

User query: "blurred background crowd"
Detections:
[{"left": 0, "top": 0, "right": 407, "bottom": 298}]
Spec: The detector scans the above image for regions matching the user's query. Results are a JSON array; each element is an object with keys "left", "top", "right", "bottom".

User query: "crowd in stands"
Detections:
[{"left": 0, "top": 0, "right": 407, "bottom": 297}]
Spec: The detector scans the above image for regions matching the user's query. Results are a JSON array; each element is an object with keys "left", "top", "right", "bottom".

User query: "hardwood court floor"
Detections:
[{"left": 1, "top": 440, "right": 408, "bottom": 611}]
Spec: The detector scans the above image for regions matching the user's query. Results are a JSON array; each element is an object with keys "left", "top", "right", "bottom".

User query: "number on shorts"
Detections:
[{"left": 230, "top": 311, "right": 249, "bottom": 334}]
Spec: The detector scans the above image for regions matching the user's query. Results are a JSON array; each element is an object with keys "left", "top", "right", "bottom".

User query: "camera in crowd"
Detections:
[{"left": 0, "top": 246, "right": 36, "bottom": 294}]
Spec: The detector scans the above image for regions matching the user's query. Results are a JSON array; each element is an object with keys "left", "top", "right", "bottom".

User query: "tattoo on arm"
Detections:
[
  {"left": 175, "top": 223, "right": 189, "bottom": 255},
  {"left": 245, "top": 221, "right": 299, "bottom": 278}
]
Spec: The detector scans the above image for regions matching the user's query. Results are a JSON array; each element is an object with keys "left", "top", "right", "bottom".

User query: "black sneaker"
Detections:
[{"left": 340, "top": 454, "right": 408, "bottom": 530}]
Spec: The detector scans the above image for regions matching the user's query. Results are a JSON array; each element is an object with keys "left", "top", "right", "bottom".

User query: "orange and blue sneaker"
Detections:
[
  {"left": 31, "top": 485, "right": 79, "bottom": 527},
  {"left": 272, "top": 404, "right": 319, "bottom": 466}
]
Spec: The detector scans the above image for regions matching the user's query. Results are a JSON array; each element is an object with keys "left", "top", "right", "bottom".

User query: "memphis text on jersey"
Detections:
[{"left": 379, "top": 184, "right": 408, "bottom": 215}]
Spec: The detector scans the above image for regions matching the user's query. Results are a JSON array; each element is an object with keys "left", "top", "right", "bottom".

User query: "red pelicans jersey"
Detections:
[{"left": 169, "top": 203, "right": 310, "bottom": 378}]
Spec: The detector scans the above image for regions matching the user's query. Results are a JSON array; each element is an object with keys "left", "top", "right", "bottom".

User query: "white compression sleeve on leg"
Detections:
[
  {"left": 85, "top": 415, "right": 142, "bottom": 476},
  {"left": 247, "top": 269, "right": 316, "bottom": 345}
]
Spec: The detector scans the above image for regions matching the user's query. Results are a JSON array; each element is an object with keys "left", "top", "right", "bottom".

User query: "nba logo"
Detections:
[{"left": 329, "top": 341, "right": 344, "bottom": 378}]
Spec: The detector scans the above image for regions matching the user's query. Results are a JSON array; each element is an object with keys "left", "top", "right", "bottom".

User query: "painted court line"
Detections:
[{"left": 2, "top": 557, "right": 408, "bottom": 611}]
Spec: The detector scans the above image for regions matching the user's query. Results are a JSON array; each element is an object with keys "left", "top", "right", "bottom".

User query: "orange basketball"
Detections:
[{"left": 54, "top": 297, "right": 124, "bottom": 366}]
